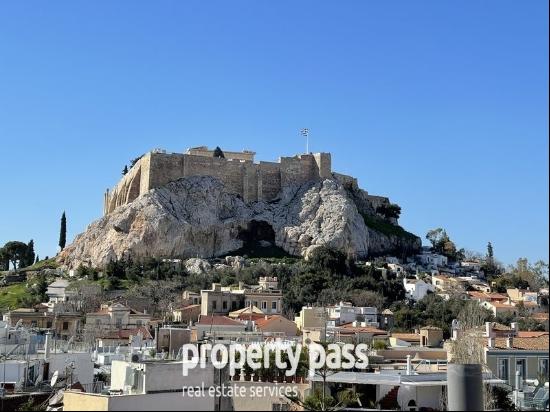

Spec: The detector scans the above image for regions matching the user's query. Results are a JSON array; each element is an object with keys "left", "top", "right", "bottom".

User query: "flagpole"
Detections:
[{"left": 301, "top": 128, "right": 310, "bottom": 154}]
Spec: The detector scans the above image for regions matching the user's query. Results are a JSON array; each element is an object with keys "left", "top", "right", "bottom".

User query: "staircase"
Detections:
[{"left": 379, "top": 386, "right": 400, "bottom": 410}]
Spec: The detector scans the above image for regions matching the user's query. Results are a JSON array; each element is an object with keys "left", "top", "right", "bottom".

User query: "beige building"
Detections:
[
  {"left": 244, "top": 289, "right": 282, "bottom": 315},
  {"left": 419, "top": 326, "right": 443, "bottom": 347},
  {"left": 200, "top": 283, "right": 245, "bottom": 315},
  {"left": 507, "top": 288, "right": 539, "bottom": 304},
  {"left": 172, "top": 304, "right": 201, "bottom": 324},
  {"left": 181, "top": 290, "right": 201, "bottom": 306},
  {"left": 485, "top": 333, "right": 549, "bottom": 387},
  {"left": 481, "top": 301, "right": 518, "bottom": 317},
  {"left": 200, "top": 279, "right": 283, "bottom": 316},
  {"left": 4, "top": 307, "right": 81, "bottom": 339},
  {"left": 85, "top": 302, "right": 151, "bottom": 332},
  {"left": 295, "top": 306, "right": 327, "bottom": 331}
]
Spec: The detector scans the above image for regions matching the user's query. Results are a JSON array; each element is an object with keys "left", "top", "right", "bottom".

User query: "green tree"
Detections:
[
  {"left": 35, "top": 274, "right": 48, "bottom": 302},
  {"left": 376, "top": 203, "right": 402, "bottom": 220},
  {"left": 487, "top": 242, "right": 494, "bottom": 260},
  {"left": 213, "top": 146, "right": 225, "bottom": 158},
  {"left": 0, "top": 247, "right": 10, "bottom": 271},
  {"left": 2, "top": 241, "right": 29, "bottom": 271},
  {"left": 426, "top": 228, "right": 463, "bottom": 261},
  {"left": 130, "top": 155, "right": 143, "bottom": 168},
  {"left": 23, "top": 239, "right": 35, "bottom": 268},
  {"left": 59, "top": 211, "right": 67, "bottom": 250}
]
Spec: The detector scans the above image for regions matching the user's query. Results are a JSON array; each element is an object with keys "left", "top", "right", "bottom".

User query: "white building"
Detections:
[
  {"left": 403, "top": 278, "right": 434, "bottom": 301},
  {"left": 46, "top": 278, "right": 76, "bottom": 305},
  {"left": 63, "top": 358, "right": 229, "bottom": 411},
  {"left": 417, "top": 252, "right": 448, "bottom": 268},
  {"left": 328, "top": 302, "right": 378, "bottom": 327}
]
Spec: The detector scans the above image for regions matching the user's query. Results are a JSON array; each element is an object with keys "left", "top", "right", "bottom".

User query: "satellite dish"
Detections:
[
  {"left": 50, "top": 371, "right": 59, "bottom": 387},
  {"left": 131, "top": 354, "right": 140, "bottom": 363}
]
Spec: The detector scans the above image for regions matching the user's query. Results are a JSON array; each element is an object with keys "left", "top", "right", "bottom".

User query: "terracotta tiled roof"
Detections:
[
  {"left": 197, "top": 315, "right": 244, "bottom": 326},
  {"left": 492, "top": 323, "right": 512, "bottom": 331},
  {"left": 391, "top": 333, "right": 420, "bottom": 342},
  {"left": 490, "top": 302, "right": 516, "bottom": 309},
  {"left": 486, "top": 293, "right": 508, "bottom": 300},
  {"left": 338, "top": 323, "right": 388, "bottom": 335},
  {"left": 254, "top": 315, "right": 294, "bottom": 329},
  {"left": 174, "top": 304, "right": 200, "bottom": 312},
  {"left": 491, "top": 335, "right": 549, "bottom": 351},
  {"left": 421, "top": 325, "right": 442, "bottom": 331},
  {"left": 516, "top": 331, "right": 549, "bottom": 338},
  {"left": 521, "top": 301, "right": 539, "bottom": 307},
  {"left": 531, "top": 312, "right": 549, "bottom": 320}
]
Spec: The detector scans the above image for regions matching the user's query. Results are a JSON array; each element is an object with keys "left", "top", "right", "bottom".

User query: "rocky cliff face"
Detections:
[{"left": 58, "top": 176, "right": 419, "bottom": 269}]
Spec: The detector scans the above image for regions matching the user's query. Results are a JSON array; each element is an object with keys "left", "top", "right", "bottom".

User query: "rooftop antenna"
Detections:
[{"left": 300, "top": 128, "right": 310, "bottom": 154}]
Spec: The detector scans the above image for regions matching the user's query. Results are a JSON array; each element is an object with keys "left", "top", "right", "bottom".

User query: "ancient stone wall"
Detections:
[{"left": 104, "top": 149, "right": 335, "bottom": 215}]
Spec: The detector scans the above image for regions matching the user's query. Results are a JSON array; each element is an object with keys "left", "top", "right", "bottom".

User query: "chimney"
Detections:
[
  {"left": 488, "top": 337, "right": 495, "bottom": 349},
  {"left": 485, "top": 322, "right": 495, "bottom": 338},
  {"left": 506, "top": 337, "right": 513, "bottom": 349},
  {"left": 44, "top": 332, "right": 52, "bottom": 360},
  {"left": 452, "top": 328, "right": 460, "bottom": 341},
  {"left": 510, "top": 322, "right": 518, "bottom": 335}
]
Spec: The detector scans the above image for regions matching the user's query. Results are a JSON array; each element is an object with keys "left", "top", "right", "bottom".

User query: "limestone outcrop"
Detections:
[{"left": 58, "top": 175, "right": 420, "bottom": 269}]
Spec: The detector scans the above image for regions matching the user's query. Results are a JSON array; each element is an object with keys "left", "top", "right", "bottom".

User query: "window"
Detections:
[
  {"left": 62, "top": 322, "right": 69, "bottom": 331},
  {"left": 115, "top": 318, "right": 122, "bottom": 329},
  {"left": 271, "top": 301, "right": 278, "bottom": 312},
  {"left": 516, "top": 359, "right": 527, "bottom": 379},
  {"left": 136, "top": 320, "right": 142, "bottom": 327},
  {"left": 232, "top": 301, "right": 237, "bottom": 310},
  {"left": 539, "top": 358, "right": 549, "bottom": 376},
  {"left": 498, "top": 358, "right": 509, "bottom": 380},
  {"left": 46, "top": 321, "right": 52, "bottom": 329},
  {"left": 222, "top": 301, "right": 228, "bottom": 310},
  {"left": 261, "top": 301, "right": 267, "bottom": 310},
  {"left": 212, "top": 301, "right": 217, "bottom": 310}
]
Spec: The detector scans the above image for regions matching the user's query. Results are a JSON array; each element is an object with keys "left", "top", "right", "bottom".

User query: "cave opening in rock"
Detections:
[{"left": 234, "top": 220, "right": 290, "bottom": 258}]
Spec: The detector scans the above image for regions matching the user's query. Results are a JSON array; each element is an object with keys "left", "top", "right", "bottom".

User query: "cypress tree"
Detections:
[
  {"left": 25, "top": 239, "right": 35, "bottom": 267},
  {"left": 35, "top": 255, "right": 40, "bottom": 264},
  {"left": 59, "top": 212, "right": 67, "bottom": 250}
]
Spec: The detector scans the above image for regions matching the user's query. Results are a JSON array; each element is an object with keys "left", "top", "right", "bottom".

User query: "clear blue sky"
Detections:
[{"left": 0, "top": 1, "right": 548, "bottom": 266}]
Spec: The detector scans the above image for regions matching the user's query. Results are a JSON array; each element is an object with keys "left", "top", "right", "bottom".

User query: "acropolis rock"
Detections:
[{"left": 58, "top": 147, "right": 421, "bottom": 269}]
